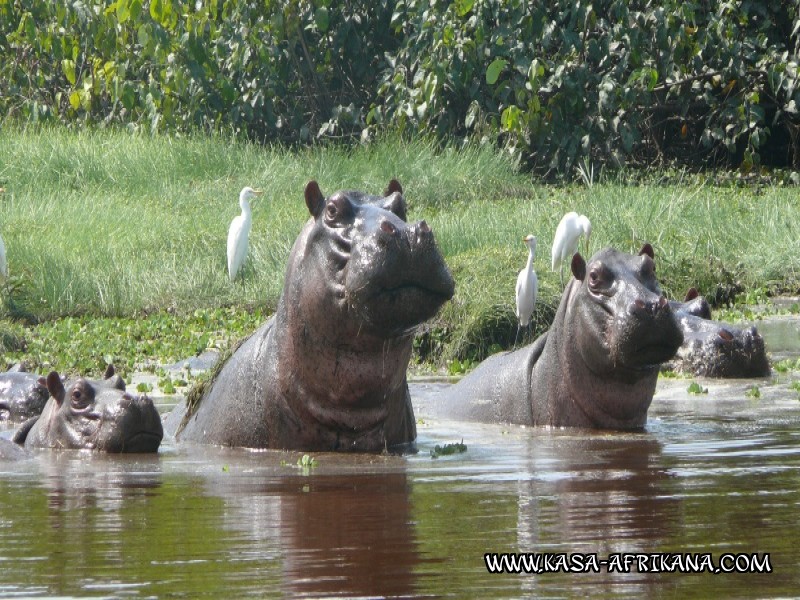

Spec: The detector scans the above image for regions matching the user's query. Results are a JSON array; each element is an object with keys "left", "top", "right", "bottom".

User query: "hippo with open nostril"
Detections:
[
  {"left": 668, "top": 289, "right": 770, "bottom": 378},
  {"left": 171, "top": 180, "right": 455, "bottom": 451},
  {"left": 434, "top": 244, "right": 684, "bottom": 430},
  {"left": 12, "top": 372, "right": 163, "bottom": 452}
]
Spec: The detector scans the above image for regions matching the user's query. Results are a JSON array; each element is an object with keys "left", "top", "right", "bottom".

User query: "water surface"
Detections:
[{"left": 2, "top": 320, "right": 800, "bottom": 597}]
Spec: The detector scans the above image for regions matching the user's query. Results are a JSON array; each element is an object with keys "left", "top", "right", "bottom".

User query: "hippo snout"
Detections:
[{"left": 630, "top": 295, "right": 671, "bottom": 317}]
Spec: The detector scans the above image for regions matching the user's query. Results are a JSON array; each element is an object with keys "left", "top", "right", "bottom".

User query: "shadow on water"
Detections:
[{"left": 1, "top": 318, "right": 800, "bottom": 597}]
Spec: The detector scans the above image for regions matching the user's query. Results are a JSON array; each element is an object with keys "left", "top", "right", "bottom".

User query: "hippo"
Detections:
[
  {"left": 0, "top": 371, "right": 48, "bottom": 423},
  {"left": 172, "top": 180, "right": 455, "bottom": 451},
  {"left": 0, "top": 364, "right": 126, "bottom": 424},
  {"left": 434, "top": 245, "right": 683, "bottom": 429},
  {"left": 668, "top": 289, "right": 770, "bottom": 378},
  {"left": 12, "top": 371, "right": 163, "bottom": 452}
]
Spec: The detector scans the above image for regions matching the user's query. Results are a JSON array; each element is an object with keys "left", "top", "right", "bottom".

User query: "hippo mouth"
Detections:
[
  {"left": 380, "top": 280, "right": 455, "bottom": 302},
  {"left": 115, "top": 431, "right": 163, "bottom": 453}
]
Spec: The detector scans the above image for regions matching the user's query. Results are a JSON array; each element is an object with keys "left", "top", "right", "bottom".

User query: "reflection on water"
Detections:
[{"left": 2, "top": 376, "right": 800, "bottom": 596}]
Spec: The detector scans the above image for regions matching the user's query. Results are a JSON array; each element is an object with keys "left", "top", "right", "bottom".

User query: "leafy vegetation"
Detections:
[
  {"left": 1, "top": 1, "right": 798, "bottom": 175},
  {"left": 430, "top": 440, "right": 467, "bottom": 458},
  {"left": 687, "top": 381, "right": 709, "bottom": 394}
]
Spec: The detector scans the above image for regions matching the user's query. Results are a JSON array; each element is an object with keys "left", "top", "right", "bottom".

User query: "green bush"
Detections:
[
  {"left": 377, "top": 0, "right": 800, "bottom": 174},
  {"left": 2, "top": 0, "right": 798, "bottom": 175},
  {"left": 0, "top": 0, "right": 397, "bottom": 140}
]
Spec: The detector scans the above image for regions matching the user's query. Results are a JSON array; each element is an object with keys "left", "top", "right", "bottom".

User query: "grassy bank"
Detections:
[{"left": 1, "top": 126, "right": 799, "bottom": 376}]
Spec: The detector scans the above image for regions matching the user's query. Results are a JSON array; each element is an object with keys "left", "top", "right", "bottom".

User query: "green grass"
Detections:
[{"left": 1, "top": 125, "right": 799, "bottom": 374}]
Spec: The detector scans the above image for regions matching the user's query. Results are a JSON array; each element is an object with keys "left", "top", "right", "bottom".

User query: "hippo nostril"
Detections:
[
  {"left": 380, "top": 221, "right": 397, "bottom": 235},
  {"left": 419, "top": 220, "right": 431, "bottom": 234},
  {"left": 718, "top": 329, "right": 734, "bottom": 342},
  {"left": 634, "top": 299, "right": 646, "bottom": 310}
]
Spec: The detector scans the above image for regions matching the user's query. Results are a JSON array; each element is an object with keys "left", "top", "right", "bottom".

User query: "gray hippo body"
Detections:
[
  {"left": 13, "top": 372, "right": 162, "bottom": 452},
  {"left": 435, "top": 245, "right": 683, "bottom": 430},
  {"left": 173, "top": 180, "right": 454, "bottom": 451},
  {"left": 668, "top": 290, "right": 770, "bottom": 378}
]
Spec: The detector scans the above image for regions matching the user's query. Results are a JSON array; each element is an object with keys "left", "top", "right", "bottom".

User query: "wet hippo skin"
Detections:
[
  {"left": 13, "top": 372, "right": 163, "bottom": 452},
  {"left": 435, "top": 245, "right": 683, "bottom": 430},
  {"left": 174, "top": 180, "right": 455, "bottom": 451},
  {"left": 669, "top": 289, "right": 770, "bottom": 378}
]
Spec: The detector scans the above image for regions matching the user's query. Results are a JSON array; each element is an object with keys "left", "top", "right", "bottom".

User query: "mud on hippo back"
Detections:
[
  {"left": 173, "top": 180, "right": 454, "bottom": 451},
  {"left": 434, "top": 245, "right": 683, "bottom": 430},
  {"left": 667, "top": 288, "right": 770, "bottom": 378},
  {"left": 12, "top": 371, "right": 163, "bottom": 452}
]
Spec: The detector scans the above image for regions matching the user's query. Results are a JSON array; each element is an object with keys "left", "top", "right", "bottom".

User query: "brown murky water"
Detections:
[{"left": 1, "top": 316, "right": 799, "bottom": 597}]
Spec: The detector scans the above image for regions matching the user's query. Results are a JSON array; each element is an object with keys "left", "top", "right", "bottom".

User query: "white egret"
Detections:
[
  {"left": 551, "top": 211, "right": 591, "bottom": 285},
  {"left": 227, "top": 186, "right": 264, "bottom": 282},
  {"left": 515, "top": 234, "right": 538, "bottom": 345},
  {"left": 0, "top": 231, "right": 7, "bottom": 279}
]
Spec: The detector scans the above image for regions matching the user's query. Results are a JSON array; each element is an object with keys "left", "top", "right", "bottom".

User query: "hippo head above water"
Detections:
[
  {"left": 13, "top": 372, "right": 163, "bottom": 452},
  {"left": 301, "top": 180, "right": 455, "bottom": 338},
  {"left": 568, "top": 244, "right": 684, "bottom": 384},
  {"left": 0, "top": 371, "right": 48, "bottom": 423},
  {"left": 173, "top": 180, "right": 454, "bottom": 450},
  {"left": 435, "top": 244, "right": 683, "bottom": 430},
  {"left": 669, "top": 289, "right": 770, "bottom": 378}
]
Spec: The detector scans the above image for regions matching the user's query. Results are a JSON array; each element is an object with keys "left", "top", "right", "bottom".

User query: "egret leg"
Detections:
[{"left": 514, "top": 323, "right": 521, "bottom": 347}]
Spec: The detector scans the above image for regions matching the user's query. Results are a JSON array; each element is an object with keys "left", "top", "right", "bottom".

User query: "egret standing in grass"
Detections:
[
  {"left": 227, "top": 186, "right": 264, "bottom": 282},
  {"left": 515, "top": 234, "right": 538, "bottom": 345},
  {"left": 551, "top": 211, "right": 591, "bottom": 286}
]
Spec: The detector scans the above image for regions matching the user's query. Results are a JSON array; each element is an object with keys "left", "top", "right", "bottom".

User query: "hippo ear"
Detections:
[
  {"left": 571, "top": 253, "right": 586, "bottom": 281},
  {"left": 639, "top": 243, "right": 654, "bottom": 259},
  {"left": 684, "top": 287, "right": 699, "bottom": 302},
  {"left": 382, "top": 193, "right": 407, "bottom": 222},
  {"left": 385, "top": 179, "right": 403, "bottom": 196},
  {"left": 104, "top": 364, "right": 115, "bottom": 380},
  {"left": 304, "top": 180, "right": 325, "bottom": 218},
  {"left": 46, "top": 371, "right": 66, "bottom": 406}
]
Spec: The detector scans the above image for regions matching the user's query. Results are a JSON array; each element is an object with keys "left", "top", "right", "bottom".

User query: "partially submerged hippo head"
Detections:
[
  {"left": 302, "top": 180, "right": 455, "bottom": 337},
  {"left": 0, "top": 372, "right": 48, "bottom": 423},
  {"left": 670, "top": 291, "right": 770, "bottom": 378},
  {"left": 1, "top": 364, "right": 125, "bottom": 424},
  {"left": 14, "top": 372, "right": 163, "bottom": 452},
  {"left": 568, "top": 244, "right": 684, "bottom": 383}
]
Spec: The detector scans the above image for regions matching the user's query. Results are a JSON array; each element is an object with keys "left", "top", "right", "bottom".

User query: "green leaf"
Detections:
[
  {"left": 62, "top": 59, "right": 76, "bottom": 85},
  {"left": 315, "top": 7, "right": 329, "bottom": 32},
  {"left": 486, "top": 58, "right": 507, "bottom": 85},
  {"left": 501, "top": 105, "right": 522, "bottom": 131},
  {"left": 455, "top": 0, "right": 474, "bottom": 17},
  {"left": 68, "top": 91, "right": 81, "bottom": 110},
  {"left": 687, "top": 382, "right": 708, "bottom": 395}
]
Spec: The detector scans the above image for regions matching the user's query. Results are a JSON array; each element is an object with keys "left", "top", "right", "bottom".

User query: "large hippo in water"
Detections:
[
  {"left": 435, "top": 245, "right": 683, "bottom": 429},
  {"left": 173, "top": 180, "right": 455, "bottom": 450},
  {"left": 668, "top": 289, "right": 770, "bottom": 378},
  {"left": 12, "top": 371, "right": 163, "bottom": 452}
]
